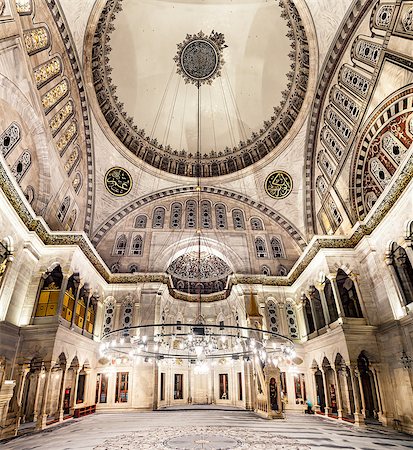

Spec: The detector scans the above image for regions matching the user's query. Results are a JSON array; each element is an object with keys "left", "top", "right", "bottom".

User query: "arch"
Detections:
[
  {"left": 134, "top": 215, "right": 147, "bottom": 228},
  {"left": 114, "top": 234, "right": 127, "bottom": 256},
  {"left": 91, "top": 186, "right": 307, "bottom": 250},
  {"left": 185, "top": 200, "right": 197, "bottom": 228},
  {"left": 271, "top": 237, "right": 285, "bottom": 258},
  {"left": 232, "top": 209, "right": 245, "bottom": 230},
  {"left": 266, "top": 299, "right": 279, "bottom": 334},
  {"left": 285, "top": 300, "right": 299, "bottom": 339},
  {"left": 0, "top": 122, "right": 21, "bottom": 158},
  {"left": 72, "top": 172, "right": 82, "bottom": 194},
  {"left": 131, "top": 235, "right": 143, "bottom": 256},
  {"left": 386, "top": 241, "right": 413, "bottom": 305},
  {"left": 277, "top": 265, "right": 288, "bottom": 276},
  {"left": 336, "top": 269, "right": 363, "bottom": 317},
  {"left": 170, "top": 202, "right": 182, "bottom": 229},
  {"left": 308, "top": 285, "right": 326, "bottom": 330},
  {"left": 215, "top": 203, "right": 227, "bottom": 229},
  {"left": 261, "top": 265, "right": 271, "bottom": 276},
  {"left": 11, "top": 150, "right": 31, "bottom": 183},
  {"left": 201, "top": 200, "right": 212, "bottom": 229},
  {"left": 357, "top": 352, "right": 379, "bottom": 418},
  {"left": 128, "top": 264, "right": 139, "bottom": 273},
  {"left": 152, "top": 206, "right": 165, "bottom": 228},
  {"left": 255, "top": 237, "right": 267, "bottom": 258},
  {"left": 57, "top": 196, "right": 70, "bottom": 222},
  {"left": 250, "top": 217, "right": 264, "bottom": 230},
  {"left": 103, "top": 297, "right": 116, "bottom": 335}
]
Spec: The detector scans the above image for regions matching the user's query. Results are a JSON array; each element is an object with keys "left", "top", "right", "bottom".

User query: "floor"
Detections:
[{"left": 3, "top": 409, "right": 413, "bottom": 450}]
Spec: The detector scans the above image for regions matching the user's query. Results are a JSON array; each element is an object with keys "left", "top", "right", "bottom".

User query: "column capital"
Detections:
[{"left": 327, "top": 273, "right": 337, "bottom": 281}]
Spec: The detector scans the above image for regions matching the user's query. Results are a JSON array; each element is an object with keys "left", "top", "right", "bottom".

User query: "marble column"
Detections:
[
  {"left": 32, "top": 371, "right": 42, "bottom": 423},
  {"left": 327, "top": 274, "right": 345, "bottom": 318},
  {"left": 311, "top": 368, "right": 320, "bottom": 411},
  {"left": 321, "top": 369, "right": 331, "bottom": 415},
  {"left": 349, "top": 365, "right": 364, "bottom": 426},
  {"left": 57, "top": 368, "right": 68, "bottom": 422},
  {"left": 70, "top": 369, "right": 80, "bottom": 415},
  {"left": 356, "top": 368, "right": 367, "bottom": 418},
  {"left": 14, "top": 366, "right": 29, "bottom": 434},
  {"left": 36, "top": 363, "right": 53, "bottom": 430},
  {"left": 372, "top": 367, "right": 383, "bottom": 419},
  {"left": 333, "top": 368, "right": 343, "bottom": 419}
]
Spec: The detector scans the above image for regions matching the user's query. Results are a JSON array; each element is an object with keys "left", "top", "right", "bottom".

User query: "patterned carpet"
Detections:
[{"left": 93, "top": 426, "right": 310, "bottom": 450}]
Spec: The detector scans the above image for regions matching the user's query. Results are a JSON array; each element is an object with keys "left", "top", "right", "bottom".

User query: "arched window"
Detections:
[
  {"left": 201, "top": 201, "right": 212, "bottom": 229},
  {"left": 122, "top": 299, "right": 133, "bottom": 329},
  {"left": 250, "top": 218, "right": 263, "bottom": 230},
  {"left": 316, "top": 175, "right": 328, "bottom": 197},
  {"left": 304, "top": 297, "right": 315, "bottom": 335},
  {"left": 170, "top": 203, "right": 182, "bottom": 229},
  {"left": 329, "top": 198, "right": 343, "bottom": 227},
  {"left": 232, "top": 209, "right": 245, "bottom": 230},
  {"left": 271, "top": 237, "right": 285, "bottom": 258},
  {"left": 336, "top": 269, "right": 363, "bottom": 317},
  {"left": 365, "top": 191, "right": 378, "bottom": 211},
  {"left": 267, "top": 300, "right": 279, "bottom": 334},
  {"left": 186, "top": 200, "right": 197, "bottom": 228},
  {"left": 152, "top": 207, "right": 165, "bottom": 228},
  {"left": 72, "top": 172, "right": 82, "bottom": 194},
  {"left": 308, "top": 286, "right": 326, "bottom": 330},
  {"left": 215, "top": 203, "right": 227, "bottom": 229},
  {"left": 324, "top": 278, "right": 338, "bottom": 323},
  {"left": 65, "top": 209, "right": 77, "bottom": 231},
  {"left": 128, "top": 264, "right": 139, "bottom": 274},
  {"left": 261, "top": 266, "right": 271, "bottom": 276},
  {"left": 1, "top": 122, "right": 21, "bottom": 158},
  {"left": 277, "top": 265, "right": 288, "bottom": 276},
  {"left": 134, "top": 215, "right": 147, "bottom": 228},
  {"left": 386, "top": 243, "right": 413, "bottom": 306},
  {"left": 285, "top": 301, "right": 299, "bottom": 339},
  {"left": 115, "top": 235, "right": 127, "bottom": 256},
  {"left": 369, "top": 157, "right": 391, "bottom": 189},
  {"left": 11, "top": 151, "right": 31, "bottom": 183},
  {"left": 57, "top": 196, "right": 70, "bottom": 222},
  {"left": 131, "top": 235, "right": 143, "bottom": 256},
  {"left": 103, "top": 299, "right": 115, "bottom": 335},
  {"left": 317, "top": 150, "right": 335, "bottom": 180},
  {"left": 381, "top": 132, "right": 407, "bottom": 165},
  {"left": 24, "top": 185, "right": 35, "bottom": 205},
  {"left": 111, "top": 263, "right": 120, "bottom": 273},
  {"left": 255, "top": 237, "right": 267, "bottom": 258}
]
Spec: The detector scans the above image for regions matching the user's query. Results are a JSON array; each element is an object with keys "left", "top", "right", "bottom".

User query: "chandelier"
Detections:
[
  {"left": 101, "top": 30, "right": 296, "bottom": 372},
  {"left": 100, "top": 322, "right": 295, "bottom": 369}
]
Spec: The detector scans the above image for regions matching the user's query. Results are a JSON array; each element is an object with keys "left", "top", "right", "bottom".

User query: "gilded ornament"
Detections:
[
  {"left": 57, "top": 121, "right": 77, "bottom": 154},
  {"left": 41, "top": 79, "right": 68, "bottom": 112},
  {"left": 105, "top": 167, "right": 132, "bottom": 196},
  {"left": 24, "top": 27, "right": 49, "bottom": 55},
  {"left": 16, "top": 0, "right": 32, "bottom": 14},
  {"left": 49, "top": 101, "right": 74, "bottom": 135},
  {"left": 34, "top": 57, "right": 62, "bottom": 88},
  {"left": 265, "top": 171, "right": 293, "bottom": 199}
]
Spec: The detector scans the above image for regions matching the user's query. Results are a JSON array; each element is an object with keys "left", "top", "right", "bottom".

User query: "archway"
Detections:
[{"left": 357, "top": 353, "right": 378, "bottom": 419}]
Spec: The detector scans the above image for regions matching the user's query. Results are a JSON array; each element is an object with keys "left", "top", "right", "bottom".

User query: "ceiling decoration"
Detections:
[
  {"left": 167, "top": 251, "right": 232, "bottom": 295},
  {"left": 265, "top": 171, "right": 293, "bottom": 199},
  {"left": 104, "top": 167, "right": 132, "bottom": 196},
  {"left": 174, "top": 31, "right": 227, "bottom": 86},
  {"left": 91, "top": 0, "right": 309, "bottom": 177}
]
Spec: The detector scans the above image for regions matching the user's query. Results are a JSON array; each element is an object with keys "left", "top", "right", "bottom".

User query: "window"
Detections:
[
  {"left": 103, "top": 300, "right": 115, "bottom": 335},
  {"left": 111, "top": 263, "right": 120, "bottom": 273},
  {"left": 387, "top": 243, "right": 413, "bottom": 306},
  {"left": 11, "top": 151, "right": 31, "bottom": 183},
  {"left": 336, "top": 269, "right": 363, "bottom": 318},
  {"left": 250, "top": 218, "right": 263, "bottom": 230},
  {"left": 170, "top": 203, "right": 182, "bottom": 229},
  {"left": 215, "top": 203, "right": 227, "bottom": 229},
  {"left": 318, "top": 150, "right": 335, "bottom": 179},
  {"left": 115, "top": 235, "right": 127, "bottom": 255},
  {"left": 134, "top": 215, "right": 147, "bottom": 228},
  {"left": 129, "top": 264, "right": 139, "bottom": 273},
  {"left": 201, "top": 201, "right": 212, "bottom": 228},
  {"left": 122, "top": 300, "right": 133, "bottom": 328},
  {"left": 72, "top": 173, "right": 82, "bottom": 194},
  {"left": 185, "top": 200, "right": 197, "bottom": 228},
  {"left": 131, "top": 235, "right": 143, "bottom": 256},
  {"left": 76, "top": 372, "right": 86, "bottom": 403},
  {"left": 261, "top": 266, "right": 271, "bottom": 276},
  {"left": 277, "top": 265, "right": 288, "bottom": 276},
  {"left": 0, "top": 122, "right": 21, "bottom": 158},
  {"left": 267, "top": 300, "right": 279, "bottom": 334},
  {"left": 152, "top": 207, "right": 165, "bottom": 228},
  {"left": 316, "top": 176, "right": 328, "bottom": 197},
  {"left": 24, "top": 185, "right": 35, "bottom": 204},
  {"left": 115, "top": 372, "right": 129, "bottom": 403},
  {"left": 232, "top": 209, "right": 245, "bottom": 230},
  {"left": 370, "top": 157, "right": 391, "bottom": 189},
  {"left": 285, "top": 301, "right": 299, "bottom": 339},
  {"left": 96, "top": 373, "right": 108, "bottom": 404},
  {"left": 219, "top": 373, "right": 229, "bottom": 400},
  {"left": 255, "top": 237, "right": 267, "bottom": 258},
  {"left": 57, "top": 196, "right": 70, "bottom": 222},
  {"left": 271, "top": 237, "right": 285, "bottom": 258},
  {"left": 174, "top": 374, "right": 183, "bottom": 399}
]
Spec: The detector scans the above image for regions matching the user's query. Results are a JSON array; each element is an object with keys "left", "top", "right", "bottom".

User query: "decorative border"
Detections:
[
  {"left": 90, "top": 0, "right": 310, "bottom": 177},
  {"left": 45, "top": 0, "right": 95, "bottom": 235},
  {"left": 304, "top": 0, "right": 373, "bottom": 236}
]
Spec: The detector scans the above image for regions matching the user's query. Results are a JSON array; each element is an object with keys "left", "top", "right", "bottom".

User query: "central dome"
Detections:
[{"left": 92, "top": 0, "right": 309, "bottom": 176}]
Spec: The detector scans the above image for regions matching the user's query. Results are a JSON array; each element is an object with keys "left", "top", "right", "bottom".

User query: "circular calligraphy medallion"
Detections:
[
  {"left": 105, "top": 167, "right": 132, "bottom": 196},
  {"left": 181, "top": 40, "right": 218, "bottom": 81},
  {"left": 265, "top": 170, "right": 293, "bottom": 199}
]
